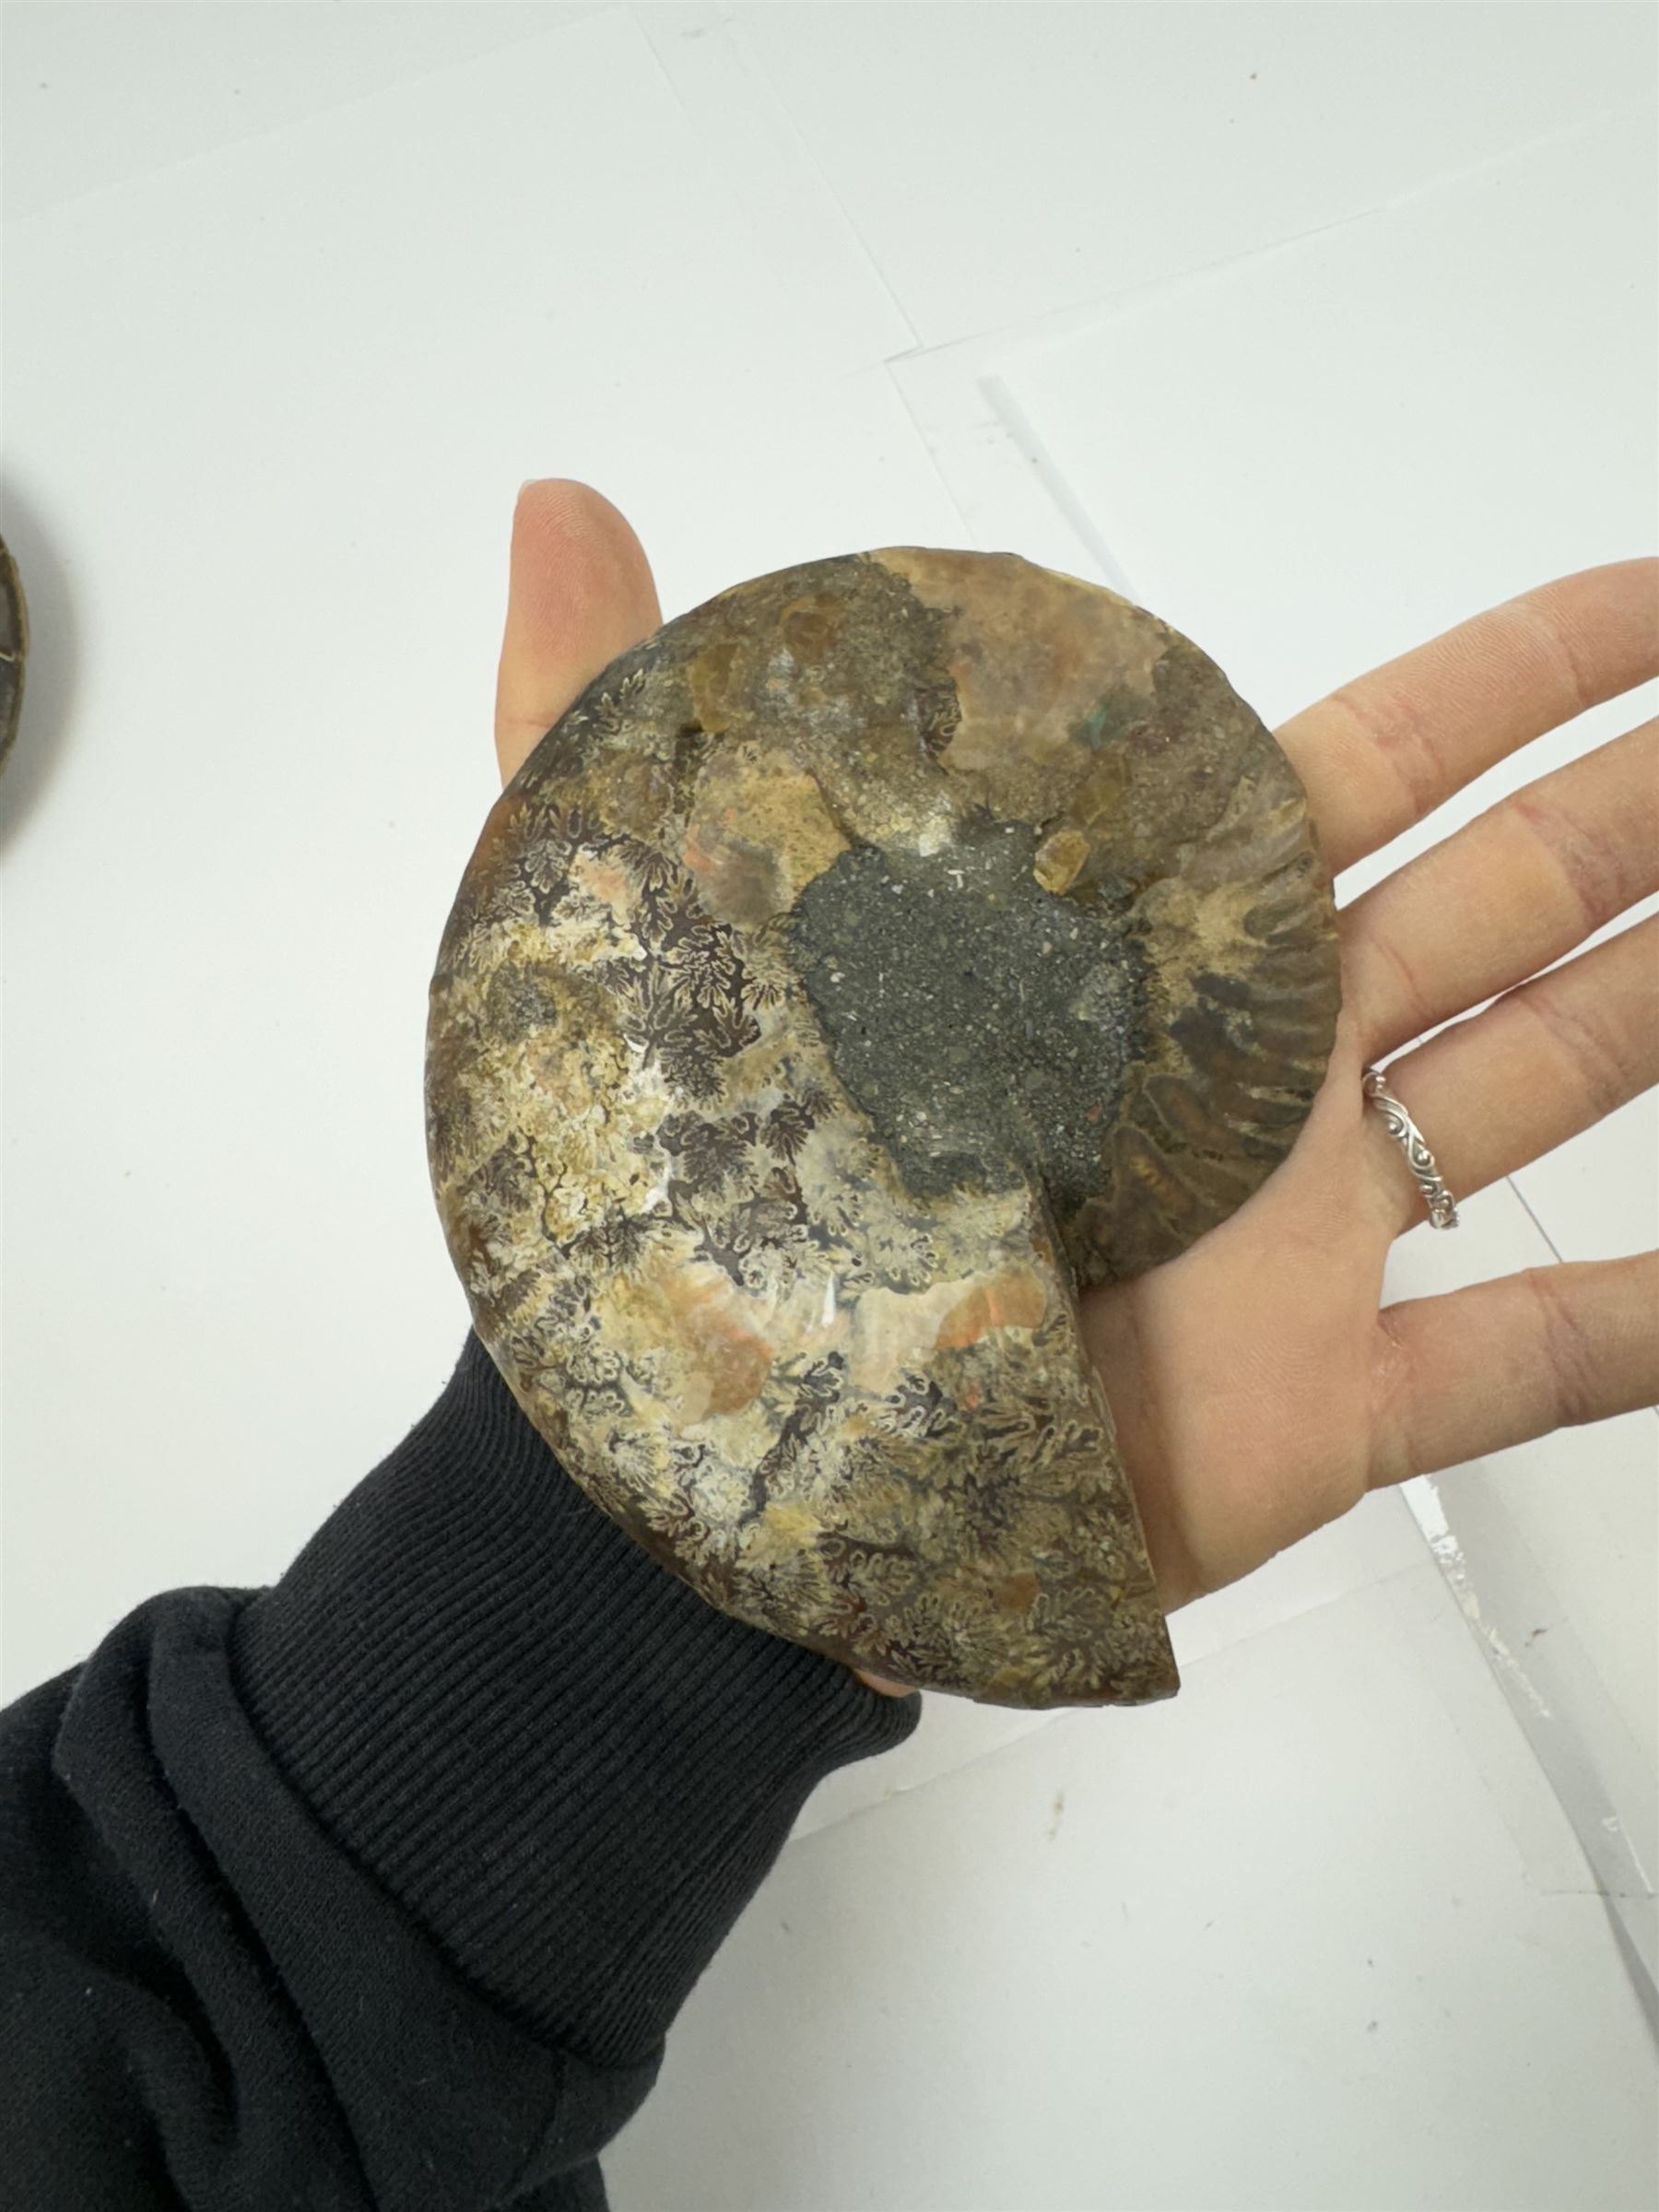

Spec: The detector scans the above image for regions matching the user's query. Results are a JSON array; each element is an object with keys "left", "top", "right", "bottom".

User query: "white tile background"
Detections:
[{"left": 2, "top": 6, "right": 1654, "bottom": 2208}]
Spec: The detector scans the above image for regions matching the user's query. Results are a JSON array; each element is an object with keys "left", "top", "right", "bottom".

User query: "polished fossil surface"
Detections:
[{"left": 426, "top": 549, "right": 1341, "bottom": 1707}]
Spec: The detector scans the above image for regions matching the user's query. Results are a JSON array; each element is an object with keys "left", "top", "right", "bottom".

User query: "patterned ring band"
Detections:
[{"left": 1361, "top": 1064, "right": 1460, "bottom": 1230}]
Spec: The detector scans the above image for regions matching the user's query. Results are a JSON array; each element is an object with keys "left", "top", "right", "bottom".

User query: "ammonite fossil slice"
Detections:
[
  {"left": 0, "top": 535, "right": 27, "bottom": 779},
  {"left": 426, "top": 550, "right": 1341, "bottom": 1707}
]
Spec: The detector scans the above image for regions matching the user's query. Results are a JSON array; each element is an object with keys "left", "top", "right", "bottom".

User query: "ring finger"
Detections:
[{"left": 1359, "top": 912, "right": 1659, "bottom": 1236}]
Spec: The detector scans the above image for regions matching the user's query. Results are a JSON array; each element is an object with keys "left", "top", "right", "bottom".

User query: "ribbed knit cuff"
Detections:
[{"left": 231, "top": 1330, "right": 920, "bottom": 2070}]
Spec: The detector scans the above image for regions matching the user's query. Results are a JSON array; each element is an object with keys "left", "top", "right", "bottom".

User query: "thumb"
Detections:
[
  {"left": 491, "top": 484, "right": 917, "bottom": 1708},
  {"left": 493, "top": 479, "right": 663, "bottom": 787}
]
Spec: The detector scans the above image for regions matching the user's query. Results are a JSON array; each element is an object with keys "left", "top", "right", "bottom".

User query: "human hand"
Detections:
[
  {"left": 492, "top": 480, "right": 1657, "bottom": 1692},
  {"left": 1078, "top": 552, "right": 1658, "bottom": 1620}
]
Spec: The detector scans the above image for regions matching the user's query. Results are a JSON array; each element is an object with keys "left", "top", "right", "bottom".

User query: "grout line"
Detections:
[
  {"left": 1401, "top": 1473, "right": 1659, "bottom": 2008},
  {"left": 714, "top": 2, "right": 924, "bottom": 356},
  {"left": 1504, "top": 1175, "right": 1657, "bottom": 1424},
  {"left": 879, "top": 94, "right": 1653, "bottom": 374},
  {"left": 1506, "top": 1174, "right": 1566, "bottom": 1264},
  {"left": 889, "top": 195, "right": 1398, "bottom": 375},
  {"left": 1356, "top": 93, "right": 1656, "bottom": 222},
  {"left": 978, "top": 373, "right": 1139, "bottom": 600},
  {"left": 879, "top": 359, "right": 977, "bottom": 546}
]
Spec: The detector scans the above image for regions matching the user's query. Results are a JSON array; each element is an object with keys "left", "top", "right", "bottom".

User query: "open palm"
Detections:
[
  {"left": 492, "top": 482, "right": 1657, "bottom": 1685},
  {"left": 1085, "top": 555, "right": 1657, "bottom": 1618}
]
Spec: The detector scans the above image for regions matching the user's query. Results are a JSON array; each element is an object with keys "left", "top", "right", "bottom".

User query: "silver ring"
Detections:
[{"left": 1361, "top": 1064, "right": 1460, "bottom": 1230}]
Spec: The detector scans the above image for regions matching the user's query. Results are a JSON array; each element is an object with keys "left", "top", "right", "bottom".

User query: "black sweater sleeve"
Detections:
[{"left": 0, "top": 1329, "right": 922, "bottom": 2210}]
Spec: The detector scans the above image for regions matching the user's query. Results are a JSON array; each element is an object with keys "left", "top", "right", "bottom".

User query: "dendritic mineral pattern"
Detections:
[{"left": 426, "top": 550, "right": 1341, "bottom": 1707}]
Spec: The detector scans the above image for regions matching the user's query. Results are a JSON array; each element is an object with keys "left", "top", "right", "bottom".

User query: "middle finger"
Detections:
[{"left": 1343, "top": 717, "right": 1658, "bottom": 1057}]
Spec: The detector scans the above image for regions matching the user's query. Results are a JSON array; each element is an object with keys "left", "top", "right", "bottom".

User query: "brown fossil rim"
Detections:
[
  {"left": 0, "top": 535, "right": 28, "bottom": 782},
  {"left": 425, "top": 548, "right": 1341, "bottom": 1708}
]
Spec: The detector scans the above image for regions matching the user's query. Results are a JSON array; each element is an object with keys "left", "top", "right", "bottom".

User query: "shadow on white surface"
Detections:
[{"left": 609, "top": 1564, "right": 1657, "bottom": 2212}]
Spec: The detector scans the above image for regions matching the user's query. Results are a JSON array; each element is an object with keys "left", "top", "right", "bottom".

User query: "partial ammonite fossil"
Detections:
[
  {"left": 0, "top": 535, "right": 26, "bottom": 778},
  {"left": 425, "top": 549, "right": 1341, "bottom": 1708}
]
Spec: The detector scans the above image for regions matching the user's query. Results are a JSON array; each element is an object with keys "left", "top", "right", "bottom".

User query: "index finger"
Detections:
[{"left": 1275, "top": 558, "right": 1659, "bottom": 877}]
